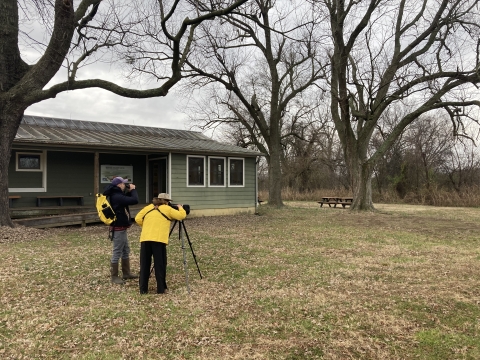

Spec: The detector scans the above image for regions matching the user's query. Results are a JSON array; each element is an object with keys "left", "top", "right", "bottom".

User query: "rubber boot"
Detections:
[
  {"left": 121, "top": 258, "right": 139, "bottom": 280},
  {"left": 111, "top": 263, "right": 125, "bottom": 285}
]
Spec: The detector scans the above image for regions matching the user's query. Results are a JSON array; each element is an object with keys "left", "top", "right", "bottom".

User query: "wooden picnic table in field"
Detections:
[{"left": 317, "top": 196, "right": 353, "bottom": 208}]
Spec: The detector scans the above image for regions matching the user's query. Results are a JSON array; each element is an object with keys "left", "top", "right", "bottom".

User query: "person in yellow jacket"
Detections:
[{"left": 135, "top": 193, "right": 187, "bottom": 294}]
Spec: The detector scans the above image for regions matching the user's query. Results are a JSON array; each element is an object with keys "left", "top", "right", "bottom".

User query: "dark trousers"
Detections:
[{"left": 139, "top": 241, "right": 167, "bottom": 294}]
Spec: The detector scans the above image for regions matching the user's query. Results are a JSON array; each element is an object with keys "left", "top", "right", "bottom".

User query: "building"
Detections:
[{"left": 9, "top": 115, "right": 263, "bottom": 218}]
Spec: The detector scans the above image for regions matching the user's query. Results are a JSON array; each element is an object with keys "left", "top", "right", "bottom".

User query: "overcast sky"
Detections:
[
  {"left": 26, "top": 86, "right": 190, "bottom": 130},
  {"left": 25, "top": 66, "right": 192, "bottom": 131},
  {"left": 22, "top": 14, "right": 192, "bottom": 132}
]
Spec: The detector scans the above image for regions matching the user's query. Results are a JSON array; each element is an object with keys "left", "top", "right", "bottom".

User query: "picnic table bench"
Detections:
[
  {"left": 36, "top": 195, "right": 84, "bottom": 207},
  {"left": 8, "top": 195, "right": 21, "bottom": 208},
  {"left": 317, "top": 196, "right": 353, "bottom": 208}
]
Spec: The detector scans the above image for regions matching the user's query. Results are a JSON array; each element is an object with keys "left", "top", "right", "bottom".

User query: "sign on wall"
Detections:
[{"left": 100, "top": 165, "right": 133, "bottom": 183}]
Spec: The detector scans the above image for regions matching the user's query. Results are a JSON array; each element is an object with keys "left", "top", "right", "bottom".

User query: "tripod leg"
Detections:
[
  {"left": 179, "top": 221, "right": 191, "bottom": 294},
  {"left": 169, "top": 220, "right": 178, "bottom": 237},
  {"left": 181, "top": 221, "right": 203, "bottom": 279}
]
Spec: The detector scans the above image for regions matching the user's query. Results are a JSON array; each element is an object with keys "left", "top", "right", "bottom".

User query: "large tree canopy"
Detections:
[
  {"left": 321, "top": 0, "right": 480, "bottom": 209},
  {"left": 0, "top": 0, "right": 248, "bottom": 226},
  {"left": 179, "top": 0, "right": 326, "bottom": 206}
]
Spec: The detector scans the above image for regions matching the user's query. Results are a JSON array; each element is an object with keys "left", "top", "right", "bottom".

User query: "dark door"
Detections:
[{"left": 149, "top": 158, "right": 167, "bottom": 199}]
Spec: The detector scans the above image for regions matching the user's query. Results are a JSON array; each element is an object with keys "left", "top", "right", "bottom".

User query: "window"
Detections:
[
  {"left": 16, "top": 152, "right": 43, "bottom": 171},
  {"left": 209, "top": 157, "right": 226, "bottom": 187},
  {"left": 187, "top": 155, "right": 205, "bottom": 186},
  {"left": 10, "top": 150, "right": 47, "bottom": 192},
  {"left": 229, "top": 158, "right": 244, "bottom": 187}
]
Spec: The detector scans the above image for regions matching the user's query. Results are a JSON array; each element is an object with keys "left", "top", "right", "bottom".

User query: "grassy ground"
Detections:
[{"left": 1, "top": 203, "right": 480, "bottom": 359}]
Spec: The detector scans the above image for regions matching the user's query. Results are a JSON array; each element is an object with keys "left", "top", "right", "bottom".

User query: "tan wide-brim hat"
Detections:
[{"left": 157, "top": 193, "right": 172, "bottom": 201}]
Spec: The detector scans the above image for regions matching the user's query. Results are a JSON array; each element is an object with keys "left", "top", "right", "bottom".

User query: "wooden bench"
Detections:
[
  {"left": 36, "top": 196, "right": 84, "bottom": 207},
  {"left": 8, "top": 195, "right": 21, "bottom": 208}
]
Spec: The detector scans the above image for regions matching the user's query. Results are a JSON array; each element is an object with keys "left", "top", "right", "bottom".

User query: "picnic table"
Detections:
[{"left": 317, "top": 196, "right": 353, "bottom": 208}]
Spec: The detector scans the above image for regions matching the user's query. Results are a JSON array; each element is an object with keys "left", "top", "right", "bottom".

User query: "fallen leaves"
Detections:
[
  {"left": 0, "top": 204, "right": 480, "bottom": 359},
  {"left": 0, "top": 225, "right": 51, "bottom": 244}
]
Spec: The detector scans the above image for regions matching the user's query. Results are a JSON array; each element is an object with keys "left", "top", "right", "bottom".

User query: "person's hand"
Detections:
[
  {"left": 128, "top": 184, "right": 136, "bottom": 190},
  {"left": 177, "top": 204, "right": 183, "bottom": 209}
]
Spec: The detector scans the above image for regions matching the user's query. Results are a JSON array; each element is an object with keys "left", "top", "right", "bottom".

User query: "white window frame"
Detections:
[
  {"left": 187, "top": 155, "right": 206, "bottom": 187},
  {"left": 208, "top": 156, "right": 226, "bottom": 187},
  {"left": 9, "top": 150, "right": 47, "bottom": 192},
  {"left": 228, "top": 157, "right": 245, "bottom": 187}
]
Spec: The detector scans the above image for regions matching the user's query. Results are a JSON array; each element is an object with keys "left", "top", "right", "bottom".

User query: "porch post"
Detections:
[{"left": 94, "top": 152, "right": 99, "bottom": 195}]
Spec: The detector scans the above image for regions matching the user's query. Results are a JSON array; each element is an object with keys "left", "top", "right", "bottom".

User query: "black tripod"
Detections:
[
  {"left": 150, "top": 220, "right": 202, "bottom": 294},
  {"left": 171, "top": 219, "right": 202, "bottom": 293}
]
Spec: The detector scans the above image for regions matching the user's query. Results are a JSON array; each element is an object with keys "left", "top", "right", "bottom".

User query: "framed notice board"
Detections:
[{"left": 100, "top": 165, "right": 133, "bottom": 183}]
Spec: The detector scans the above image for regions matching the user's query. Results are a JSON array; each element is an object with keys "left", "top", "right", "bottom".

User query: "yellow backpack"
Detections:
[{"left": 95, "top": 194, "right": 116, "bottom": 225}]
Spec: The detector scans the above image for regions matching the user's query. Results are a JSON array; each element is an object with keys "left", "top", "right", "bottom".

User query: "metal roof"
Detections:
[{"left": 14, "top": 115, "right": 262, "bottom": 157}]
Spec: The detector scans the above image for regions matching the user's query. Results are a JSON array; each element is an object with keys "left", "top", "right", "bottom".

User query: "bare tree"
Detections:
[
  {"left": 370, "top": 105, "right": 410, "bottom": 197},
  {"left": 282, "top": 115, "right": 324, "bottom": 193},
  {"left": 0, "top": 0, "right": 248, "bottom": 227},
  {"left": 440, "top": 140, "right": 480, "bottom": 192},
  {"left": 403, "top": 114, "right": 480, "bottom": 195},
  {"left": 281, "top": 104, "right": 347, "bottom": 192},
  {"left": 404, "top": 116, "right": 454, "bottom": 191},
  {"left": 371, "top": 111, "right": 480, "bottom": 199},
  {"left": 320, "top": 0, "right": 480, "bottom": 210},
  {"left": 182, "top": 0, "right": 327, "bottom": 206}
]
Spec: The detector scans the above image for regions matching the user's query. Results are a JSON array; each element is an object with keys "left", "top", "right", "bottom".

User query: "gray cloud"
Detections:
[{"left": 27, "top": 88, "right": 189, "bottom": 130}]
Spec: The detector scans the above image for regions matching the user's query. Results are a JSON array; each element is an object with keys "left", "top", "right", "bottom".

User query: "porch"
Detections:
[{"left": 10, "top": 204, "right": 147, "bottom": 229}]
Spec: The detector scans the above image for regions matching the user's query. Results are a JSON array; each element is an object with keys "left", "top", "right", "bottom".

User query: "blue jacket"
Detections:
[{"left": 103, "top": 184, "right": 139, "bottom": 227}]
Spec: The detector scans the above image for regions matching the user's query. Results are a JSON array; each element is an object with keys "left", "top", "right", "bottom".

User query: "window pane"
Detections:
[
  {"left": 230, "top": 159, "right": 243, "bottom": 186},
  {"left": 188, "top": 157, "right": 204, "bottom": 185},
  {"left": 18, "top": 154, "right": 40, "bottom": 169},
  {"left": 210, "top": 158, "right": 224, "bottom": 186}
]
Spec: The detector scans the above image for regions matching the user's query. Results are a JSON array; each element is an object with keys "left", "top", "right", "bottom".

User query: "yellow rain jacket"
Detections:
[{"left": 135, "top": 204, "right": 187, "bottom": 244}]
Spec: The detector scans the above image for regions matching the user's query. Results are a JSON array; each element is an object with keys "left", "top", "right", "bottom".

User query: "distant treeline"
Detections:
[{"left": 258, "top": 117, "right": 480, "bottom": 207}]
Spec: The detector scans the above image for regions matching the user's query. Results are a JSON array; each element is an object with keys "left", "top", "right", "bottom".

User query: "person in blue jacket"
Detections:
[{"left": 103, "top": 176, "right": 139, "bottom": 285}]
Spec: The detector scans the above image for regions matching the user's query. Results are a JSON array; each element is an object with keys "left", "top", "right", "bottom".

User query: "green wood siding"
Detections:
[
  {"left": 8, "top": 148, "right": 257, "bottom": 211},
  {"left": 170, "top": 154, "right": 257, "bottom": 210},
  {"left": 8, "top": 151, "right": 94, "bottom": 207},
  {"left": 45, "top": 151, "right": 94, "bottom": 206}
]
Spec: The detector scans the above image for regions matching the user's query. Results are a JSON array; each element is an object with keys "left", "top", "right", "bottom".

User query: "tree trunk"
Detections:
[
  {"left": 351, "top": 167, "right": 374, "bottom": 210},
  {"left": 0, "top": 106, "right": 24, "bottom": 227},
  {"left": 0, "top": 0, "right": 22, "bottom": 227},
  {"left": 350, "top": 158, "right": 375, "bottom": 210},
  {"left": 0, "top": 0, "right": 75, "bottom": 227},
  {"left": 268, "top": 139, "right": 283, "bottom": 207}
]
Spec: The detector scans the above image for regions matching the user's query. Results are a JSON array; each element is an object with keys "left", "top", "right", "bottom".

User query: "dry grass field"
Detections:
[{"left": 1, "top": 203, "right": 479, "bottom": 359}]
